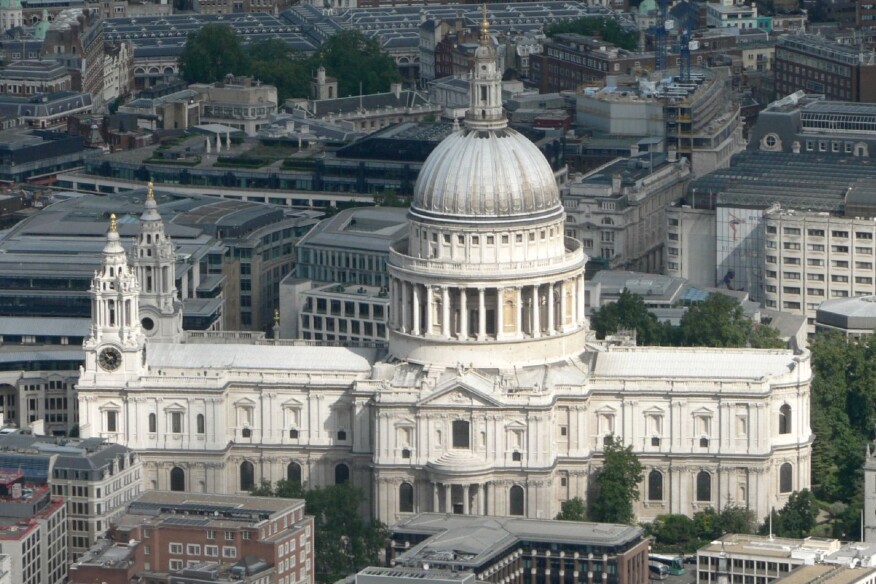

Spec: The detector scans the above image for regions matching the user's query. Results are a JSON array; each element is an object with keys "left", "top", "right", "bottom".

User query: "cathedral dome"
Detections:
[{"left": 411, "top": 126, "right": 562, "bottom": 221}]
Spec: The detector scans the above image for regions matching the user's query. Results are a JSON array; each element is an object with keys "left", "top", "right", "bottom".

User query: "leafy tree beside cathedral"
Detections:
[
  {"left": 589, "top": 436, "right": 644, "bottom": 524},
  {"left": 178, "top": 26, "right": 401, "bottom": 102}
]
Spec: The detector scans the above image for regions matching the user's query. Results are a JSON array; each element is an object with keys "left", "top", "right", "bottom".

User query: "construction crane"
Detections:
[{"left": 653, "top": 0, "right": 672, "bottom": 71}]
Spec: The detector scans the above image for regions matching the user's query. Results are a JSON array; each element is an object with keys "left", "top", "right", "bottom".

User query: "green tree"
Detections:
[
  {"left": 649, "top": 513, "right": 698, "bottom": 547},
  {"left": 589, "top": 436, "right": 644, "bottom": 524},
  {"left": 556, "top": 497, "right": 588, "bottom": 521},
  {"left": 716, "top": 505, "right": 757, "bottom": 536},
  {"left": 748, "top": 322, "right": 786, "bottom": 348},
  {"left": 248, "top": 39, "right": 312, "bottom": 101},
  {"left": 315, "top": 30, "right": 402, "bottom": 97},
  {"left": 544, "top": 17, "right": 638, "bottom": 51},
  {"left": 678, "top": 294, "right": 751, "bottom": 347},
  {"left": 178, "top": 24, "right": 250, "bottom": 84},
  {"left": 591, "top": 289, "right": 668, "bottom": 345},
  {"left": 760, "top": 490, "right": 819, "bottom": 538},
  {"left": 250, "top": 482, "right": 385, "bottom": 584}
]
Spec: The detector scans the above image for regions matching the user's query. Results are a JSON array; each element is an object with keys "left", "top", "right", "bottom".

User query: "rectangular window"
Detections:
[
  {"left": 225, "top": 531, "right": 235, "bottom": 541},
  {"left": 171, "top": 412, "right": 182, "bottom": 434},
  {"left": 106, "top": 411, "right": 117, "bottom": 432},
  {"left": 223, "top": 546, "right": 238, "bottom": 558},
  {"left": 205, "top": 545, "right": 219, "bottom": 557},
  {"left": 169, "top": 543, "right": 183, "bottom": 555},
  {"left": 187, "top": 544, "right": 201, "bottom": 555}
]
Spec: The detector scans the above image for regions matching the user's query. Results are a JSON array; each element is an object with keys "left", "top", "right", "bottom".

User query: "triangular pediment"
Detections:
[
  {"left": 163, "top": 401, "right": 186, "bottom": 412},
  {"left": 596, "top": 405, "right": 617, "bottom": 414},
  {"left": 418, "top": 375, "right": 502, "bottom": 408},
  {"left": 234, "top": 397, "right": 257, "bottom": 407},
  {"left": 505, "top": 420, "right": 527, "bottom": 430},
  {"left": 643, "top": 406, "right": 665, "bottom": 416},
  {"left": 692, "top": 406, "right": 714, "bottom": 417},
  {"left": 99, "top": 400, "right": 121, "bottom": 410},
  {"left": 282, "top": 398, "right": 304, "bottom": 409},
  {"left": 394, "top": 417, "right": 416, "bottom": 428}
]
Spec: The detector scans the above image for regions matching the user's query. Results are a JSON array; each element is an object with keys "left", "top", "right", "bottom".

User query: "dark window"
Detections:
[
  {"left": 780, "top": 463, "right": 792, "bottom": 493},
  {"left": 696, "top": 471, "right": 711, "bottom": 502},
  {"left": 337, "top": 430, "right": 347, "bottom": 441},
  {"left": 289, "top": 429, "right": 299, "bottom": 439},
  {"left": 240, "top": 461, "right": 255, "bottom": 491},
  {"left": 335, "top": 463, "right": 350, "bottom": 485},
  {"left": 148, "top": 413, "right": 156, "bottom": 433},
  {"left": 399, "top": 483, "right": 414, "bottom": 513},
  {"left": 171, "top": 412, "right": 182, "bottom": 434},
  {"left": 700, "top": 437, "right": 709, "bottom": 448},
  {"left": 648, "top": 470, "right": 663, "bottom": 501},
  {"left": 106, "top": 411, "right": 117, "bottom": 432},
  {"left": 287, "top": 462, "right": 301, "bottom": 487},
  {"left": 509, "top": 485, "right": 525, "bottom": 516},
  {"left": 170, "top": 467, "right": 185, "bottom": 492},
  {"left": 401, "top": 448, "right": 411, "bottom": 459},
  {"left": 242, "top": 428, "right": 252, "bottom": 438},
  {"left": 779, "top": 404, "right": 792, "bottom": 434},
  {"left": 452, "top": 420, "right": 470, "bottom": 449},
  {"left": 512, "top": 451, "right": 522, "bottom": 462},
  {"left": 197, "top": 414, "right": 205, "bottom": 434}
]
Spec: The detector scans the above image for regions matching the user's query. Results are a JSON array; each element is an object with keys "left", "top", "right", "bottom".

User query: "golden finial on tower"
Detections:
[
  {"left": 274, "top": 309, "right": 280, "bottom": 326},
  {"left": 110, "top": 213, "right": 117, "bottom": 233},
  {"left": 147, "top": 180, "right": 154, "bottom": 201},
  {"left": 480, "top": 4, "right": 490, "bottom": 42}
]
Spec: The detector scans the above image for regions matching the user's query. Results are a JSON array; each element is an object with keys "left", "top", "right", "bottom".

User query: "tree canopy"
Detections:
[
  {"left": 544, "top": 17, "right": 638, "bottom": 51},
  {"left": 178, "top": 24, "right": 250, "bottom": 84},
  {"left": 556, "top": 497, "right": 588, "bottom": 521},
  {"left": 759, "top": 490, "right": 819, "bottom": 539},
  {"left": 589, "top": 436, "right": 644, "bottom": 524},
  {"left": 314, "top": 30, "right": 402, "bottom": 97},
  {"left": 251, "top": 480, "right": 386, "bottom": 584},
  {"left": 178, "top": 27, "right": 401, "bottom": 101},
  {"left": 647, "top": 506, "right": 756, "bottom": 552},
  {"left": 590, "top": 291, "right": 784, "bottom": 348}
]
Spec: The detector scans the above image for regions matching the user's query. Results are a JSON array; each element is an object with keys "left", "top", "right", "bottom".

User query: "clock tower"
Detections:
[
  {"left": 131, "top": 182, "right": 183, "bottom": 343},
  {"left": 81, "top": 213, "right": 147, "bottom": 386}
]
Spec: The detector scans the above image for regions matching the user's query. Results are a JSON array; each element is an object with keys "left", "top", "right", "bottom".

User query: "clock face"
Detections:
[{"left": 98, "top": 347, "right": 122, "bottom": 371}]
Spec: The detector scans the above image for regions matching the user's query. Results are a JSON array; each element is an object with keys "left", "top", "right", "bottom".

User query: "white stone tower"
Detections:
[
  {"left": 131, "top": 182, "right": 183, "bottom": 343},
  {"left": 81, "top": 214, "right": 147, "bottom": 388},
  {"left": 386, "top": 6, "right": 588, "bottom": 368},
  {"left": 0, "top": 0, "right": 23, "bottom": 33}
]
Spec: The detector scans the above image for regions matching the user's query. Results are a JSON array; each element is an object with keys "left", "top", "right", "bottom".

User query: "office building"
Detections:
[
  {"left": 775, "top": 34, "right": 876, "bottom": 103},
  {"left": 389, "top": 513, "right": 650, "bottom": 584},
  {"left": 815, "top": 296, "right": 876, "bottom": 337}
]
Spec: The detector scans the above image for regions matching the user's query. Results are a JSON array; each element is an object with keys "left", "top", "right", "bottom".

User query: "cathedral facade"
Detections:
[{"left": 77, "top": 18, "right": 812, "bottom": 526}]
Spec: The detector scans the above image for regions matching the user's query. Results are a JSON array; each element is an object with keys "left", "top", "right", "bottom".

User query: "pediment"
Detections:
[
  {"left": 643, "top": 406, "right": 665, "bottom": 416},
  {"left": 234, "top": 397, "right": 256, "bottom": 407},
  {"left": 691, "top": 406, "right": 714, "bottom": 417},
  {"left": 99, "top": 400, "right": 121, "bottom": 410},
  {"left": 505, "top": 419, "right": 527, "bottom": 430},
  {"left": 282, "top": 398, "right": 304, "bottom": 409},
  {"left": 394, "top": 417, "right": 417, "bottom": 428},
  {"left": 418, "top": 376, "right": 502, "bottom": 408},
  {"left": 596, "top": 405, "right": 617, "bottom": 414},
  {"left": 163, "top": 401, "right": 186, "bottom": 412}
]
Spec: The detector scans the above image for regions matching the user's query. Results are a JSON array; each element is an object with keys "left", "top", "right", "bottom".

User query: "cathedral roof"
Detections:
[
  {"left": 146, "top": 342, "right": 376, "bottom": 373},
  {"left": 411, "top": 126, "right": 562, "bottom": 221},
  {"left": 592, "top": 347, "right": 801, "bottom": 380}
]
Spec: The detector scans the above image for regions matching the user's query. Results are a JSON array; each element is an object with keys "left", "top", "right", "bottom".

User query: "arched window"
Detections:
[
  {"left": 648, "top": 470, "right": 663, "bottom": 501},
  {"left": 696, "top": 471, "right": 711, "bottom": 502},
  {"left": 335, "top": 463, "right": 350, "bottom": 485},
  {"left": 287, "top": 462, "right": 301, "bottom": 487},
  {"left": 197, "top": 414, "right": 205, "bottom": 434},
  {"left": 240, "top": 461, "right": 255, "bottom": 491},
  {"left": 452, "top": 420, "right": 470, "bottom": 449},
  {"left": 509, "top": 485, "right": 525, "bottom": 516},
  {"left": 399, "top": 482, "right": 414, "bottom": 513},
  {"left": 780, "top": 463, "right": 793, "bottom": 493},
  {"left": 148, "top": 413, "right": 156, "bottom": 433},
  {"left": 779, "top": 404, "right": 792, "bottom": 434},
  {"left": 170, "top": 466, "right": 185, "bottom": 492}
]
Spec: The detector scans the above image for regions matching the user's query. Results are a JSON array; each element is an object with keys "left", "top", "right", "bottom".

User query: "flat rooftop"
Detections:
[
  {"left": 392, "top": 513, "right": 643, "bottom": 569},
  {"left": 297, "top": 206, "right": 408, "bottom": 253}
]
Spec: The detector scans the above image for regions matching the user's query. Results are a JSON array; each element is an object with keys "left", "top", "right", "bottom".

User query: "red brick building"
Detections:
[{"left": 69, "top": 491, "right": 313, "bottom": 584}]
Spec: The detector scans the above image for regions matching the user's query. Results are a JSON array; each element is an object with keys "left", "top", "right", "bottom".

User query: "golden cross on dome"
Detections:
[
  {"left": 147, "top": 180, "right": 154, "bottom": 200},
  {"left": 110, "top": 213, "right": 117, "bottom": 233},
  {"left": 481, "top": 4, "right": 490, "bottom": 42}
]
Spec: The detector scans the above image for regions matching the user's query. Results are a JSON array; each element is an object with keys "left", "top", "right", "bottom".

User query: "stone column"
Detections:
[
  {"left": 547, "top": 283, "right": 555, "bottom": 334},
  {"left": 532, "top": 285, "right": 541, "bottom": 338},
  {"left": 463, "top": 484, "right": 471, "bottom": 514},
  {"left": 426, "top": 286, "right": 434, "bottom": 336},
  {"left": 444, "top": 483, "right": 451, "bottom": 512},
  {"left": 478, "top": 483, "right": 486, "bottom": 515},
  {"left": 515, "top": 287, "right": 523, "bottom": 336},
  {"left": 559, "top": 281, "right": 567, "bottom": 331},
  {"left": 412, "top": 284, "right": 421, "bottom": 335},
  {"left": 433, "top": 482, "right": 439, "bottom": 512},
  {"left": 400, "top": 281, "right": 408, "bottom": 333},
  {"left": 478, "top": 287, "right": 486, "bottom": 340},
  {"left": 496, "top": 288, "right": 504, "bottom": 340},
  {"left": 459, "top": 288, "right": 468, "bottom": 339},
  {"left": 441, "top": 286, "right": 450, "bottom": 338},
  {"left": 577, "top": 275, "right": 586, "bottom": 324}
]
